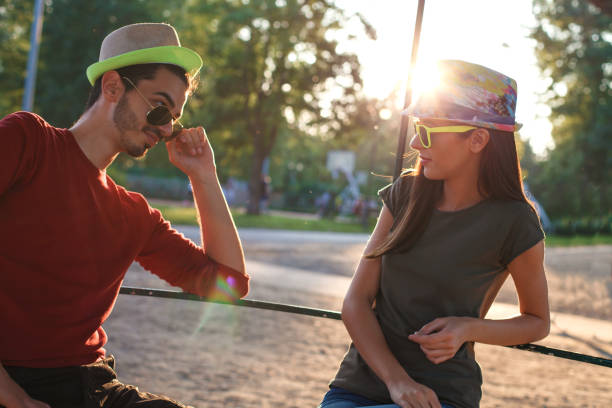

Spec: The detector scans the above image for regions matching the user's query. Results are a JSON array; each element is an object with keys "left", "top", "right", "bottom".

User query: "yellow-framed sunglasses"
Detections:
[{"left": 414, "top": 122, "right": 476, "bottom": 148}]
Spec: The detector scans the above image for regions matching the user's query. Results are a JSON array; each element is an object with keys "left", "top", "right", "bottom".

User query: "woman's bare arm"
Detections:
[{"left": 342, "top": 206, "right": 442, "bottom": 408}]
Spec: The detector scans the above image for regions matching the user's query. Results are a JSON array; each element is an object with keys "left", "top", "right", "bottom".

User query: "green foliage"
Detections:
[
  {"left": 264, "top": 89, "right": 401, "bottom": 212},
  {"left": 181, "top": 0, "right": 375, "bottom": 213},
  {"left": 1, "top": 0, "right": 214, "bottom": 175},
  {"left": 1, "top": 1, "right": 390, "bottom": 213},
  {"left": 0, "top": 0, "right": 34, "bottom": 115},
  {"left": 34, "top": 0, "right": 175, "bottom": 127},
  {"left": 351, "top": 93, "right": 408, "bottom": 197},
  {"left": 0, "top": 0, "right": 191, "bottom": 123},
  {"left": 269, "top": 128, "right": 334, "bottom": 211},
  {"left": 551, "top": 214, "right": 612, "bottom": 236},
  {"left": 528, "top": 0, "right": 612, "bottom": 218}
]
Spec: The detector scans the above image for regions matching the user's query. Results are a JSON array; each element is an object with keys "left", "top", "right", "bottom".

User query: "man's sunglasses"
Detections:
[
  {"left": 414, "top": 122, "right": 476, "bottom": 148},
  {"left": 121, "top": 76, "right": 184, "bottom": 141}
]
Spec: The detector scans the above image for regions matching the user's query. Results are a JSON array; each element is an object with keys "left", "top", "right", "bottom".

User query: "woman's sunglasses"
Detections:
[
  {"left": 121, "top": 76, "right": 184, "bottom": 141},
  {"left": 414, "top": 122, "right": 476, "bottom": 148}
]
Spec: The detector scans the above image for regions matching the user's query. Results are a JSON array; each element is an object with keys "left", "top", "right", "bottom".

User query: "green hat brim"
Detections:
[{"left": 86, "top": 45, "right": 203, "bottom": 85}]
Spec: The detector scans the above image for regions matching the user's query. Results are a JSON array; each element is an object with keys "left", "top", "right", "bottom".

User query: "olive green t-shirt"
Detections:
[{"left": 330, "top": 174, "right": 544, "bottom": 408}]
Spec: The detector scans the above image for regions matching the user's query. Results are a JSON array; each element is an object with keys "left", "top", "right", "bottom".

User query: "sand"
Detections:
[{"left": 103, "top": 236, "right": 612, "bottom": 407}]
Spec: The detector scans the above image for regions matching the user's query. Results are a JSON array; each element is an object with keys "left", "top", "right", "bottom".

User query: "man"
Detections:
[{"left": 0, "top": 23, "right": 249, "bottom": 407}]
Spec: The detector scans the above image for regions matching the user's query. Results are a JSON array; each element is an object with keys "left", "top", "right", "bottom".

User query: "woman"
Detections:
[{"left": 320, "top": 60, "right": 549, "bottom": 408}]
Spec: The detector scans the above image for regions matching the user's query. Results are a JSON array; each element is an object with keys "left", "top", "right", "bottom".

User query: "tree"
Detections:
[
  {"left": 1, "top": 0, "right": 183, "bottom": 125},
  {"left": 2, "top": 1, "right": 380, "bottom": 210},
  {"left": 34, "top": 0, "right": 174, "bottom": 127},
  {"left": 0, "top": 0, "right": 34, "bottom": 116},
  {"left": 2, "top": 0, "right": 194, "bottom": 177},
  {"left": 186, "top": 0, "right": 375, "bottom": 214},
  {"left": 529, "top": 0, "right": 612, "bottom": 217}
]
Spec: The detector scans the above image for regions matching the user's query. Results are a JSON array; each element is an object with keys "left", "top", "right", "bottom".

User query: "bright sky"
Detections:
[{"left": 336, "top": 0, "right": 554, "bottom": 156}]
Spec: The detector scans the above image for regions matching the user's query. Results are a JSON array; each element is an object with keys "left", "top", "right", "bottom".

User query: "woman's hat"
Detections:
[
  {"left": 86, "top": 23, "right": 203, "bottom": 85},
  {"left": 403, "top": 60, "right": 521, "bottom": 132}
]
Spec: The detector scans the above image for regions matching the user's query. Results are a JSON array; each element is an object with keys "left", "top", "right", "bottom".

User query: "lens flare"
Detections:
[{"left": 190, "top": 275, "right": 242, "bottom": 336}]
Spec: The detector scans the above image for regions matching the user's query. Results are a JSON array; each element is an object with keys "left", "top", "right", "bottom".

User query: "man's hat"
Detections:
[
  {"left": 404, "top": 60, "right": 520, "bottom": 132},
  {"left": 86, "top": 23, "right": 203, "bottom": 85}
]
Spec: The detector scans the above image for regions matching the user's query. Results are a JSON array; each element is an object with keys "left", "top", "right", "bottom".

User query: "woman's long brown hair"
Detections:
[{"left": 366, "top": 129, "right": 537, "bottom": 258}]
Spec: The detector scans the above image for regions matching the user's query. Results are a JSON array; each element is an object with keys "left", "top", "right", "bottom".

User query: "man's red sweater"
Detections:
[{"left": 0, "top": 112, "right": 249, "bottom": 367}]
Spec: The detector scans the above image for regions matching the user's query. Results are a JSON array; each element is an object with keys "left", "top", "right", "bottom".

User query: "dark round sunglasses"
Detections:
[{"left": 121, "top": 77, "right": 184, "bottom": 141}]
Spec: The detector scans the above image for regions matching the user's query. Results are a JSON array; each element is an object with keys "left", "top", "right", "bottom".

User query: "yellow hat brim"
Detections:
[{"left": 86, "top": 45, "right": 202, "bottom": 85}]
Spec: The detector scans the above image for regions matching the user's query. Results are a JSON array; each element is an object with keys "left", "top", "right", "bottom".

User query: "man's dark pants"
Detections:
[{"left": 2, "top": 356, "right": 188, "bottom": 408}]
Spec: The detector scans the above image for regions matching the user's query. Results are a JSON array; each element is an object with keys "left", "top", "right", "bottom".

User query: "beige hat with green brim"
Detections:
[{"left": 86, "top": 23, "right": 203, "bottom": 85}]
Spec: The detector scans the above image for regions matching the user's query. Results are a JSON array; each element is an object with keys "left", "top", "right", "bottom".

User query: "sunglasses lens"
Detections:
[
  {"left": 146, "top": 106, "right": 173, "bottom": 126},
  {"left": 416, "top": 125, "right": 429, "bottom": 147}
]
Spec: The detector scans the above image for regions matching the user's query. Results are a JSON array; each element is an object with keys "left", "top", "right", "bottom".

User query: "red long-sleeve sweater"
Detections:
[{"left": 0, "top": 112, "right": 249, "bottom": 367}]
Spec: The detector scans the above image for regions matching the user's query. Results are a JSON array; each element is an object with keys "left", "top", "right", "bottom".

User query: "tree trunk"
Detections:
[
  {"left": 246, "top": 109, "right": 278, "bottom": 215},
  {"left": 247, "top": 151, "right": 265, "bottom": 215}
]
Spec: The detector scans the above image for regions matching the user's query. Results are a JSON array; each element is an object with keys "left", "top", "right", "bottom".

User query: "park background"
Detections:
[{"left": 1, "top": 0, "right": 610, "bottom": 239}]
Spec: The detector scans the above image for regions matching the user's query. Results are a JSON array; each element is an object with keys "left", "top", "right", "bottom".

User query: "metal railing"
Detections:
[{"left": 119, "top": 286, "right": 612, "bottom": 369}]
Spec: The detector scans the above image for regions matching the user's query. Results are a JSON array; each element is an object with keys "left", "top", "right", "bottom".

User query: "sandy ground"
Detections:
[
  {"left": 104, "top": 234, "right": 612, "bottom": 407},
  {"left": 242, "top": 241, "right": 612, "bottom": 321}
]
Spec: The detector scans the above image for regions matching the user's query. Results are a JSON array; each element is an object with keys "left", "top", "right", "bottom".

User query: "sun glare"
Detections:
[{"left": 410, "top": 61, "right": 441, "bottom": 104}]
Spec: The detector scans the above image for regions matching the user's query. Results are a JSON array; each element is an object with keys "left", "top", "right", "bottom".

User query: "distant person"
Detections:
[
  {"left": 223, "top": 178, "right": 236, "bottom": 207},
  {"left": 183, "top": 180, "right": 193, "bottom": 205},
  {"left": 352, "top": 197, "right": 364, "bottom": 216},
  {"left": 319, "top": 60, "right": 549, "bottom": 408},
  {"left": 0, "top": 23, "right": 249, "bottom": 408},
  {"left": 316, "top": 191, "right": 332, "bottom": 217}
]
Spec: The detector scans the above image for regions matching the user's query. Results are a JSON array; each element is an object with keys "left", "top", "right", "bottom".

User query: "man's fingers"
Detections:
[
  {"left": 191, "top": 127, "right": 205, "bottom": 153},
  {"left": 176, "top": 127, "right": 207, "bottom": 155},
  {"left": 198, "top": 126, "right": 208, "bottom": 141},
  {"left": 185, "top": 130, "right": 199, "bottom": 155}
]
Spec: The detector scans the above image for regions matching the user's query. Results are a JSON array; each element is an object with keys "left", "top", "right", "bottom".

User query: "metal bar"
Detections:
[
  {"left": 119, "top": 286, "right": 341, "bottom": 320},
  {"left": 22, "top": 0, "right": 45, "bottom": 111},
  {"left": 120, "top": 286, "right": 612, "bottom": 369},
  {"left": 508, "top": 343, "right": 612, "bottom": 368},
  {"left": 393, "top": 0, "right": 426, "bottom": 181}
]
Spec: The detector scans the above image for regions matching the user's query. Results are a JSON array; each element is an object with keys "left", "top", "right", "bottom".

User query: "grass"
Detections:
[
  {"left": 153, "top": 204, "right": 200, "bottom": 226},
  {"left": 153, "top": 203, "right": 611, "bottom": 246},
  {"left": 152, "top": 204, "right": 376, "bottom": 233},
  {"left": 233, "top": 213, "right": 376, "bottom": 233},
  {"left": 544, "top": 234, "right": 612, "bottom": 247}
]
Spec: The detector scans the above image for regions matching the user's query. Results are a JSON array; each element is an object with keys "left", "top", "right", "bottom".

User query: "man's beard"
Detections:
[{"left": 113, "top": 95, "right": 147, "bottom": 158}]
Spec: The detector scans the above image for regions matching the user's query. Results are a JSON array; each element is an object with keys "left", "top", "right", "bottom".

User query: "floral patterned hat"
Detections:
[{"left": 404, "top": 60, "right": 521, "bottom": 132}]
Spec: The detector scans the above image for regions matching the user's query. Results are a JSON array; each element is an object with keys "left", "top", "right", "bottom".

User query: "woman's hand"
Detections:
[
  {"left": 387, "top": 377, "right": 442, "bottom": 408},
  {"left": 408, "top": 316, "right": 475, "bottom": 365}
]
